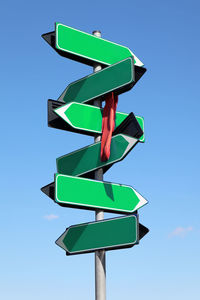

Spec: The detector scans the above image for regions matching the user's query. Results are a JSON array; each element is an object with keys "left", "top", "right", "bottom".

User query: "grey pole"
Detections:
[{"left": 93, "top": 30, "right": 106, "bottom": 300}]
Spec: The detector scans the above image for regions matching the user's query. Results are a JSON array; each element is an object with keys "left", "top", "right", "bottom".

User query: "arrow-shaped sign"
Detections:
[
  {"left": 54, "top": 174, "right": 147, "bottom": 213},
  {"left": 56, "top": 215, "right": 149, "bottom": 255},
  {"left": 42, "top": 23, "right": 144, "bottom": 67},
  {"left": 41, "top": 175, "right": 147, "bottom": 213},
  {"left": 55, "top": 215, "right": 138, "bottom": 255},
  {"left": 48, "top": 100, "right": 145, "bottom": 142},
  {"left": 56, "top": 134, "right": 138, "bottom": 178},
  {"left": 57, "top": 57, "right": 135, "bottom": 104}
]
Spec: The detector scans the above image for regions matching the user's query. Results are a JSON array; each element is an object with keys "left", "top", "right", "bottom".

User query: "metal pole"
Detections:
[{"left": 93, "top": 30, "right": 106, "bottom": 300}]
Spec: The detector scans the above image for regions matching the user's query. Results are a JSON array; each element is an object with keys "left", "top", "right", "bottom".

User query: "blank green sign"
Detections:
[
  {"left": 56, "top": 23, "right": 143, "bottom": 67},
  {"left": 55, "top": 174, "right": 147, "bottom": 213},
  {"left": 56, "top": 134, "right": 138, "bottom": 177},
  {"left": 56, "top": 215, "right": 138, "bottom": 255},
  {"left": 61, "top": 58, "right": 134, "bottom": 104},
  {"left": 55, "top": 102, "right": 145, "bottom": 142}
]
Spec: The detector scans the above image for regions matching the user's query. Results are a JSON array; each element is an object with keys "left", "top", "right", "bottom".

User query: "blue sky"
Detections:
[{"left": 1, "top": 0, "right": 200, "bottom": 299}]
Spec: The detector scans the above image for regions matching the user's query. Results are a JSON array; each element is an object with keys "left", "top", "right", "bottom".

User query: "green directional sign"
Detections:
[
  {"left": 56, "top": 215, "right": 139, "bottom": 255},
  {"left": 55, "top": 174, "right": 147, "bottom": 213},
  {"left": 57, "top": 134, "right": 138, "bottom": 177},
  {"left": 54, "top": 102, "right": 145, "bottom": 142},
  {"left": 58, "top": 58, "right": 134, "bottom": 104},
  {"left": 41, "top": 23, "right": 149, "bottom": 267},
  {"left": 55, "top": 23, "right": 143, "bottom": 67}
]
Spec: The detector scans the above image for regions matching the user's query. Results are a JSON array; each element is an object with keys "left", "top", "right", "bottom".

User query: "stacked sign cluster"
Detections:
[{"left": 41, "top": 23, "right": 149, "bottom": 255}]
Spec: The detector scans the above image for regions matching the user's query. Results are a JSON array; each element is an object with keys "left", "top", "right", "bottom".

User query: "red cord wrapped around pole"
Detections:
[{"left": 100, "top": 92, "right": 118, "bottom": 161}]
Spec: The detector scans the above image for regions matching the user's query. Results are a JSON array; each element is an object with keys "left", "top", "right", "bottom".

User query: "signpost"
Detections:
[
  {"left": 55, "top": 174, "right": 147, "bottom": 213},
  {"left": 55, "top": 215, "right": 139, "bottom": 255},
  {"left": 41, "top": 23, "right": 148, "bottom": 300}
]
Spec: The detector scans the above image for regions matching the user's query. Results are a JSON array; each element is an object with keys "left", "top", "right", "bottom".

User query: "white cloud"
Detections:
[
  {"left": 44, "top": 214, "right": 59, "bottom": 221},
  {"left": 169, "top": 226, "right": 193, "bottom": 238}
]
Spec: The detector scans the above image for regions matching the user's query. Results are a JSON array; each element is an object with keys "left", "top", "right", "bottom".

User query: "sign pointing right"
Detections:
[
  {"left": 42, "top": 23, "right": 144, "bottom": 67},
  {"left": 41, "top": 172, "right": 148, "bottom": 214},
  {"left": 55, "top": 173, "right": 148, "bottom": 213}
]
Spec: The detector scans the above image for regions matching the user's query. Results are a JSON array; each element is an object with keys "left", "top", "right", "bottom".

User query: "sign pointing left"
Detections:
[
  {"left": 56, "top": 215, "right": 139, "bottom": 255},
  {"left": 48, "top": 100, "right": 145, "bottom": 142},
  {"left": 56, "top": 215, "right": 149, "bottom": 255},
  {"left": 57, "top": 57, "right": 135, "bottom": 104},
  {"left": 56, "top": 134, "right": 138, "bottom": 178}
]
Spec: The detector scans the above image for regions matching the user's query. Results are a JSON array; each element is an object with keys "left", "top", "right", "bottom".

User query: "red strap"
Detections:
[{"left": 100, "top": 92, "right": 118, "bottom": 161}]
